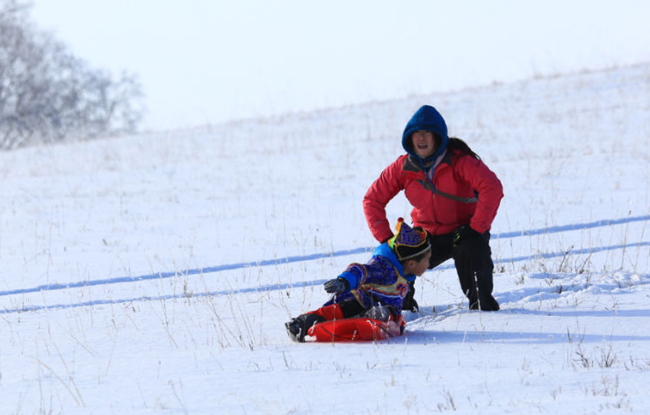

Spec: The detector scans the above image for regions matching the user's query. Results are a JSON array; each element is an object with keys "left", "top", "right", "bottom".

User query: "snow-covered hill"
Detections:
[{"left": 1, "top": 63, "right": 649, "bottom": 414}]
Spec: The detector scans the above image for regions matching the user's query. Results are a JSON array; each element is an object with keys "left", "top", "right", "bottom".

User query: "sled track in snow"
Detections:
[{"left": 1, "top": 215, "right": 649, "bottom": 315}]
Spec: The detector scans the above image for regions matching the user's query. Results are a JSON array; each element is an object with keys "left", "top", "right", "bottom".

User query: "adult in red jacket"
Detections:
[{"left": 363, "top": 105, "right": 503, "bottom": 311}]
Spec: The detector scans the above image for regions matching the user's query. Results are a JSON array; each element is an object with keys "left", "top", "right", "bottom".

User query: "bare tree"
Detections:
[{"left": 0, "top": 0, "right": 144, "bottom": 149}]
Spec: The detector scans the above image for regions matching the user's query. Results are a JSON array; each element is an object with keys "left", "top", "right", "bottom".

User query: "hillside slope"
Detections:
[{"left": 1, "top": 63, "right": 649, "bottom": 414}]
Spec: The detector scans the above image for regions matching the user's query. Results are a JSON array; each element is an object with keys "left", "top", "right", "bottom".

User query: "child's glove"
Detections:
[
  {"left": 402, "top": 281, "right": 419, "bottom": 312},
  {"left": 453, "top": 225, "right": 481, "bottom": 247},
  {"left": 324, "top": 278, "right": 349, "bottom": 294},
  {"left": 402, "top": 297, "right": 419, "bottom": 313}
]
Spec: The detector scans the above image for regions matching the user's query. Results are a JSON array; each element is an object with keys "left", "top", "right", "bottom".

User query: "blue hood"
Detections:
[{"left": 402, "top": 105, "right": 449, "bottom": 164}]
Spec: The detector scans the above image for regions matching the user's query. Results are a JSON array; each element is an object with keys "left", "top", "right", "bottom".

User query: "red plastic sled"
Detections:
[{"left": 307, "top": 315, "right": 406, "bottom": 342}]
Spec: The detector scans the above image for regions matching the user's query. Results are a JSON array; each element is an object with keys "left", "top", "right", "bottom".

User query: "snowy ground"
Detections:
[{"left": 1, "top": 63, "right": 649, "bottom": 414}]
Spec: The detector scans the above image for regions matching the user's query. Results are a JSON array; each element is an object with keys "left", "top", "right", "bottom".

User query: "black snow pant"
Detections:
[{"left": 427, "top": 231, "right": 499, "bottom": 311}]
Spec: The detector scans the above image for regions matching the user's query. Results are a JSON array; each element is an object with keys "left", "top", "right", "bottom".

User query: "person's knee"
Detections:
[{"left": 453, "top": 234, "right": 486, "bottom": 257}]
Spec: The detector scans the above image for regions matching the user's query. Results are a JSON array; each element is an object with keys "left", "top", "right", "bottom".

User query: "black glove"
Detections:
[
  {"left": 324, "top": 278, "right": 349, "bottom": 294},
  {"left": 402, "top": 297, "right": 419, "bottom": 313},
  {"left": 402, "top": 281, "right": 419, "bottom": 312},
  {"left": 453, "top": 225, "right": 481, "bottom": 247}
]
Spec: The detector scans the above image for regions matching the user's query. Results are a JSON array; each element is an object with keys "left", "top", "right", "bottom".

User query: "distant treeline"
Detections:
[{"left": 0, "top": 0, "right": 144, "bottom": 150}]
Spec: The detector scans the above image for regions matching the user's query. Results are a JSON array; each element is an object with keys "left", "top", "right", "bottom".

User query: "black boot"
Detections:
[
  {"left": 285, "top": 314, "right": 326, "bottom": 342},
  {"left": 468, "top": 292, "right": 500, "bottom": 311}
]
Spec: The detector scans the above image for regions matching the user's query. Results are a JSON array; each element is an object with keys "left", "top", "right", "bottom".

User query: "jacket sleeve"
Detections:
[
  {"left": 455, "top": 155, "right": 504, "bottom": 234},
  {"left": 363, "top": 157, "right": 405, "bottom": 242},
  {"left": 337, "top": 264, "right": 368, "bottom": 289},
  {"left": 338, "top": 257, "right": 398, "bottom": 289}
]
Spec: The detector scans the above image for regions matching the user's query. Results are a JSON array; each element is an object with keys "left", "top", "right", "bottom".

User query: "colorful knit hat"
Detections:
[{"left": 388, "top": 218, "right": 431, "bottom": 261}]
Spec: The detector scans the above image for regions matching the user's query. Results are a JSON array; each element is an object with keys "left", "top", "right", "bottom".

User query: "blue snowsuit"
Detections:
[{"left": 324, "top": 243, "right": 415, "bottom": 315}]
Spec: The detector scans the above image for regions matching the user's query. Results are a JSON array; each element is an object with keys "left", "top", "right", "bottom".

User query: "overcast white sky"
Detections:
[{"left": 30, "top": 0, "right": 650, "bottom": 131}]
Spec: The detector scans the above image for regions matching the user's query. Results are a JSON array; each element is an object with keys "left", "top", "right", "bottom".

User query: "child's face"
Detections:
[{"left": 404, "top": 250, "right": 432, "bottom": 276}]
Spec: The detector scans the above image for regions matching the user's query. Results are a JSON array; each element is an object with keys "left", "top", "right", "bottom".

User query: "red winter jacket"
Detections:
[{"left": 364, "top": 150, "right": 503, "bottom": 242}]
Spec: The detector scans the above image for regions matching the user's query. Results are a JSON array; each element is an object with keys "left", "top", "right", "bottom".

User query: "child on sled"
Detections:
[{"left": 285, "top": 218, "right": 432, "bottom": 342}]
